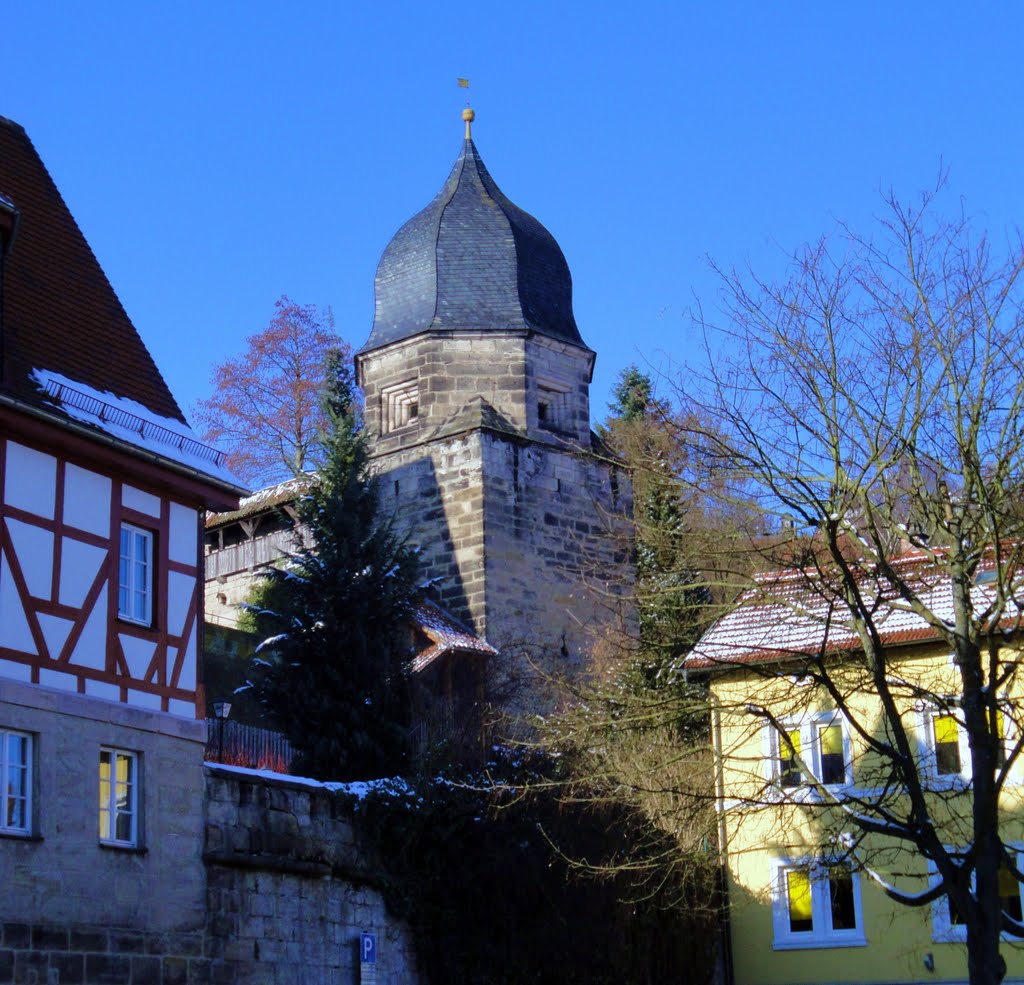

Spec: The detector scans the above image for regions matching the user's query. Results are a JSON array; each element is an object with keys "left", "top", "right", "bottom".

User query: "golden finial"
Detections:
[{"left": 462, "top": 106, "right": 475, "bottom": 140}]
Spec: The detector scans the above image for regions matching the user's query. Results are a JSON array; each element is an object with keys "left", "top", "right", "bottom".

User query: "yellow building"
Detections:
[{"left": 687, "top": 552, "right": 1024, "bottom": 985}]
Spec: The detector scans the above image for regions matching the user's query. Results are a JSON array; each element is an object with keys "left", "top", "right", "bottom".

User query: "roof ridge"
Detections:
[
  {"left": 0, "top": 115, "right": 26, "bottom": 135},
  {"left": 427, "top": 139, "right": 470, "bottom": 331}
]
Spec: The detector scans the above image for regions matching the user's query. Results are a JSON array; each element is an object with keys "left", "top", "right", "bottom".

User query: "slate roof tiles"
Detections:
[{"left": 362, "top": 136, "right": 587, "bottom": 354}]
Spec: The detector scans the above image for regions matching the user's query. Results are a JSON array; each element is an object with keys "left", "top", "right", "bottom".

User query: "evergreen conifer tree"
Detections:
[
  {"left": 604, "top": 367, "right": 708, "bottom": 682},
  {"left": 245, "top": 402, "right": 419, "bottom": 781}
]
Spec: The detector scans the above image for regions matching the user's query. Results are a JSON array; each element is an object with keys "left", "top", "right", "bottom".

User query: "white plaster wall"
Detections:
[
  {"left": 63, "top": 463, "right": 112, "bottom": 536},
  {"left": 58, "top": 537, "right": 106, "bottom": 607},
  {"left": 4, "top": 441, "right": 56, "bottom": 519},
  {"left": 123, "top": 484, "right": 161, "bottom": 517},
  {"left": 0, "top": 550, "right": 36, "bottom": 655},
  {"left": 176, "top": 625, "right": 197, "bottom": 691},
  {"left": 167, "top": 571, "right": 195, "bottom": 639},
  {"left": 120, "top": 634, "right": 157, "bottom": 679},
  {"left": 37, "top": 613, "right": 72, "bottom": 660},
  {"left": 70, "top": 585, "right": 108, "bottom": 671},
  {"left": 169, "top": 502, "right": 198, "bottom": 564},
  {"left": 6, "top": 517, "right": 54, "bottom": 599}
]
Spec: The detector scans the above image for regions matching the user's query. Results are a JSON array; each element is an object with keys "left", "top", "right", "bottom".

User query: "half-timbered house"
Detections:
[{"left": 0, "top": 115, "right": 244, "bottom": 944}]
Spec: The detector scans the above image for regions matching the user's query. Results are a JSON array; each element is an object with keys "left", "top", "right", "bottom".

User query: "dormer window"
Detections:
[{"left": 382, "top": 379, "right": 420, "bottom": 433}]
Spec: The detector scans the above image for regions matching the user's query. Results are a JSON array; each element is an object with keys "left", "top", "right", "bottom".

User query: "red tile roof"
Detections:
[
  {"left": 686, "top": 551, "right": 1012, "bottom": 670},
  {"left": 411, "top": 598, "right": 496, "bottom": 672},
  {"left": 206, "top": 476, "right": 310, "bottom": 529},
  {"left": 0, "top": 115, "right": 185, "bottom": 423}
]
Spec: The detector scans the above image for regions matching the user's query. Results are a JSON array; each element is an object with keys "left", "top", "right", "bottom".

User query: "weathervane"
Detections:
[{"left": 457, "top": 78, "right": 474, "bottom": 139}]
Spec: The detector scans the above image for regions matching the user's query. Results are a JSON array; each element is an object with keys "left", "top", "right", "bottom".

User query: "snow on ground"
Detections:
[{"left": 203, "top": 761, "right": 413, "bottom": 799}]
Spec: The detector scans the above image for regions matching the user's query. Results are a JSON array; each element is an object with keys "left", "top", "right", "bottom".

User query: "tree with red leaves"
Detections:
[{"left": 195, "top": 296, "right": 353, "bottom": 486}]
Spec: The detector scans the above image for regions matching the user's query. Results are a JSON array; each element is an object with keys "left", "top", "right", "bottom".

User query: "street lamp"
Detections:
[{"left": 213, "top": 700, "right": 232, "bottom": 763}]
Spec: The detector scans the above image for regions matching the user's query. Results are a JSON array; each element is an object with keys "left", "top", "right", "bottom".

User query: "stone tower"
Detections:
[{"left": 355, "top": 110, "right": 630, "bottom": 677}]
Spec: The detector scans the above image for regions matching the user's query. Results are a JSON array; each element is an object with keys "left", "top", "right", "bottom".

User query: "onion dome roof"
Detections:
[{"left": 361, "top": 119, "right": 585, "bottom": 354}]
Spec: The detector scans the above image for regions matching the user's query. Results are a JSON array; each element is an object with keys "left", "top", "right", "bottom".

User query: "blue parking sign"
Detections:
[{"left": 360, "top": 933, "right": 377, "bottom": 964}]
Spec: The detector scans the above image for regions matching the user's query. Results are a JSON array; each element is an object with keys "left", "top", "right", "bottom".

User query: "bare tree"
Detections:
[
  {"left": 195, "top": 296, "right": 352, "bottom": 486},
  {"left": 683, "top": 187, "right": 1024, "bottom": 985}
]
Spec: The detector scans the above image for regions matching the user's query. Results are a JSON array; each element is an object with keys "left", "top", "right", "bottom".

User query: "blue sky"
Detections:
[{"left": 5, "top": 3, "right": 1024, "bottom": 430}]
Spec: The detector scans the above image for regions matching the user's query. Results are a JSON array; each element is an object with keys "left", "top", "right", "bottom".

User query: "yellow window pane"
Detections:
[
  {"left": 820, "top": 725, "right": 843, "bottom": 757},
  {"left": 787, "top": 869, "right": 813, "bottom": 928},
  {"left": 116, "top": 755, "right": 129, "bottom": 784},
  {"left": 934, "top": 715, "right": 959, "bottom": 746},
  {"left": 787, "top": 729, "right": 801, "bottom": 756}
]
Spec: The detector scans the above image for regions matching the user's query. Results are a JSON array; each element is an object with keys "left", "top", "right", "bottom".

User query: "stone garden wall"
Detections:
[{"left": 0, "top": 765, "right": 418, "bottom": 985}]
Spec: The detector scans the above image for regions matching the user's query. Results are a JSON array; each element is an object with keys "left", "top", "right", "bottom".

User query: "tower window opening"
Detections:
[
  {"left": 382, "top": 379, "right": 420, "bottom": 433},
  {"left": 537, "top": 381, "right": 570, "bottom": 432}
]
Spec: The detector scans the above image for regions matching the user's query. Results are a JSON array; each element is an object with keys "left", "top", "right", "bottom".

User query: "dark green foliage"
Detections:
[
  {"left": 321, "top": 346, "right": 360, "bottom": 426},
  {"left": 203, "top": 624, "right": 262, "bottom": 724},
  {"left": 609, "top": 364, "right": 659, "bottom": 422},
  {"left": 604, "top": 367, "right": 710, "bottom": 681},
  {"left": 350, "top": 756, "right": 720, "bottom": 985},
  {"left": 245, "top": 406, "right": 419, "bottom": 781}
]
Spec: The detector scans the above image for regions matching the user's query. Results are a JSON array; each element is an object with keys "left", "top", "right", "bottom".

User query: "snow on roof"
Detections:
[
  {"left": 411, "top": 598, "right": 495, "bottom": 672},
  {"left": 207, "top": 475, "right": 310, "bottom": 528},
  {"left": 33, "top": 369, "right": 245, "bottom": 490},
  {"left": 686, "top": 552, "right": 1013, "bottom": 670}
]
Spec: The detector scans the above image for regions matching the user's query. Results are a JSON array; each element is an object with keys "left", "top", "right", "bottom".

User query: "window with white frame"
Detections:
[
  {"left": 99, "top": 748, "right": 139, "bottom": 846},
  {"left": 919, "top": 691, "right": 1015, "bottom": 784},
  {"left": 771, "top": 857, "right": 866, "bottom": 949},
  {"left": 118, "top": 523, "right": 153, "bottom": 626},
  {"left": 1, "top": 729, "right": 32, "bottom": 834},
  {"left": 932, "top": 850, "right": 1024, "bottom": 942},
  {"left": 771, "top": 712, "right": 852, "bottom": 792}
]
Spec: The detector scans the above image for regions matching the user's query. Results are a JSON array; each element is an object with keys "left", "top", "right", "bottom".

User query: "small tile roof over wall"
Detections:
[
  {"left": 685, "top": 551, "right": 1011, "bottom": 670},
  {"left": 207, "top": 475, "right": 309, "bottom": 529},
  {"left": 360, "top": 136, "right": 589, "bottom": 355},
  {"left": 411, "top": 599, "right": 496, "bottom": 673},
  {"left": 0, "top": 115, "right": 185, "bottom": 423}
]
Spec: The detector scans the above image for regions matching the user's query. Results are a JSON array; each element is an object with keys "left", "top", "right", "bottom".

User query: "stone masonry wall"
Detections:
[
  {"left": 0, "top": 689, "right": 418, "bottom": 984},
  {"left": 360, "top": 328, "right": 626, "bottom": 652},
  {"left": 0, "top": 680, "right": 215, "bottom": 984},
  {"left": 373, "top": 422, "right": 632, "bottom": 687},
  {"left": 203, "top": 766, "right": 419, "bottom": 985},
  {"left": 479, "top": 430, "right": 632, "bottom": 661},
  {"left": 0, "top": 683, "right": 208, "bottom": 932},
  {"left": 359, "top": 332, "right": 594, "bottom": 455}
]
